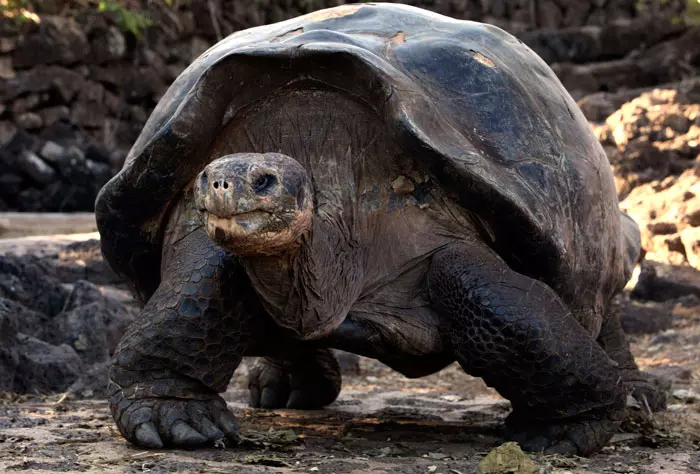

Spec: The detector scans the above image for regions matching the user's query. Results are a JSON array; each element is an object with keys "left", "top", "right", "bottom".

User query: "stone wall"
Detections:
[{"left": 0, "top": 0, "right": 693, "bottom": 211}]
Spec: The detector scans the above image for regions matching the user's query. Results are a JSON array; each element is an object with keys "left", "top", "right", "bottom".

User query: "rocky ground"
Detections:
[{"left": 0, "top": 336, "right": 699, "bottom": 473}]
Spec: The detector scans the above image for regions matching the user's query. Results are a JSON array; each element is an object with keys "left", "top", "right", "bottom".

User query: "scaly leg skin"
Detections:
[
  {"left": 248, "top": 347, "right": 341, "bottom": 409},
  {"left": 109, "top": 230, "right": 265, "bottom": 448},
  {"left": 427, "top": 243, "right": 626, "bottom": 456},
  {"left": 597, "top": 301, "right": 668, "bottom": 412}
]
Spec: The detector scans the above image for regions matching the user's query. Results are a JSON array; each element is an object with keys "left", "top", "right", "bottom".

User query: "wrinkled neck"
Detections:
[{"left": 241, "top": 216, "right": 363, "bottom": 340}]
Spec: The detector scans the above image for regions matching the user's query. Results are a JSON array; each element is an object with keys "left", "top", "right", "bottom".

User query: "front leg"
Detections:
[
  {"left": 248, "top": 347, "right": 342, "bottom": 409},
  {"left": 428, "top": 243, "right": 626, "bottom": 456},
  {"left": 109, "top": 230, "right": 265, "bottom": 448}
]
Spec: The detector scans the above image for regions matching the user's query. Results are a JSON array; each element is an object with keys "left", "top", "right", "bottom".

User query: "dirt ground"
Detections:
[{"left": 1, "top": 337, "right": 699, "bottom": 474}]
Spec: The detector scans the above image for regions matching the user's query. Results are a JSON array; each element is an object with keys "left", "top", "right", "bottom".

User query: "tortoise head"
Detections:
[{"left": 194, "top": 153, "right": 313, "bottom": 256}]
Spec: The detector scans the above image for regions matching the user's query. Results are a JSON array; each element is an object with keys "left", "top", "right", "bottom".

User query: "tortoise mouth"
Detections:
[
  {"left": 204, "top": 211, "right": 274, "bottom": 237},
  {"left": 200, "top": 208, "right": 273, "bottom": 220},
  {"left": 202, "top": 208, "right": 311, "bottom": 256}
]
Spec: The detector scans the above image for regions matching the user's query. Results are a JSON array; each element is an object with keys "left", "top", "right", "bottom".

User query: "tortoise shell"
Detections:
[{"left": 96, "top": 3, "right": 630, "bottom": 318}]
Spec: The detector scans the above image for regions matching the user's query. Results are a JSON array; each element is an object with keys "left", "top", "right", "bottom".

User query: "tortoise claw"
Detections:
[
  {"left": 171, "top": 421, "right": 208, "bottom": 446},
  {"left": 135, "top": 422, "right": 163, "bottom": 449}
]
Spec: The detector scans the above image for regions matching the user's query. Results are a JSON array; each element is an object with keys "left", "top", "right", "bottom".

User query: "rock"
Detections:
[
  {"left": 0, "top": 56, "right": 14, "bottom": 79},
  {"left": 11, "top": 93, "right": 41, "bottom": 114},
  {"left": 518, "top": 16, "right": 686, "bottom": 65},
  {"left": 0, "top": 37, "right": 16, "bottom": 53},
  {"left": 13, "top": 333, "right": 84, "bottom": 393},
  {"left": 650, "top": 329, "right": 679, "bottom": 345},
  {"left": 672, "top": 389, "right": 700, "bottom": 403},
  {"left": 0, "top": 173, "right": 24, "bottom": 202},
  {"left": 637, "top": 27, "right": 700, "bottom": 87},
  {"left": 39, "top": 140, "right": 67, "bottom": 164},
  {"left": 39, "top": 121, "right": 78, "bottom": 147},
  {"left": 477, "top": 442, "right": 537, "bottom": 474},
  {"left": 616, "top": 296, "right": 673, "bottom": 334},
  {"left": 90, "top": 25, "right": 126, "bottom": 64},
  {"left": 12, "top": 16, "right": 90, "bottom": 68},
  {"left": 646, "top": 365, "right": 693, "bottom": 384},
  {"left": 537, "top": 0, "right": 564, "bottom": 29},
  {"left": 15, "top": 112, "right": 43, "bottom": 130},
  {"left": 50, "top": 67, "right": 85, "bottom": 103},
  {"left": 0, "top": 301, "right": 19, "bottom": 345},
  {"left": 0, "top": 65, "right": 84, "bottom": 103},
  {"left": 68, "top": 360, "right": 109, "bottom": 399},
  {"left": 16, "top": 150, "right": 55, "bottom": 185},
  {"left": 0, "top": 339, "right": 18, "bottom": 392},
  {"left": 631, "top": 260, "right": 700, "bottom": 302},
  {"left": 621, "top": 168, "right": 700, "bottom": 266},
  {"left": 681, "top": 227, "right": 700, "bottom": 268},
  {"left": 552, "top": 59, "right": 653, "bottom": 97},
  {"left": 77, "top": 79, "right": 106, "bottom": 103},
  {"left": 0, "top": 121, "right": 17, "bottom": 147},
  {"left": 55, "top": 239, "right": 123, "bottom": 286},
  {"left": 0, "top": 297, "right": 51, "bottom": 342},
  {"left": 71, "top": 101, "right": 107, "bottom": 128},
  {"left": 0, "top": 255, "right": 69, "bottom": 317},
  {"left": 88, "top": 63, "right": 133, "bottom": 89},
  {"left": 83, "top": 143, "right": 112, "bottom": 165},
  {"left": 0, "top": 350, "right": 18, "bottom": 391},
  {"left": 49, "top": 291, "right": 137, "bottom": 364},
  {"left": 38, "top": 105, "right": 71, "bottom": 127}
]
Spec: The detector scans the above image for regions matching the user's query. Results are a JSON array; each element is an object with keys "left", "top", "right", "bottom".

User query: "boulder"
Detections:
[
  {"left": 0, "top": 306, "right": 19, "bottom": 391},
  {"left": 0, "top": 297, "right": 51, "bottom": 342},
  {"left": 0, "top": 255, "right": 69, "bottom": 317},
  {"left": 12, "top": 16, "right": 90, "bottom": 68},
  {"left": 631, "top": 260, "right": 700, "bottom": 302},
  {"left": 13, "top": 334, "right": 84, "bottom": 393},
  {"left": 16, "top": 149, "right": 55, "bottom": 186}
]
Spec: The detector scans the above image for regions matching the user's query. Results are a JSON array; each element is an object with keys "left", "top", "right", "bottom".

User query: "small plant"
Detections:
[{"left": 93, "top": 0, "right": 153, "bottom": 38}]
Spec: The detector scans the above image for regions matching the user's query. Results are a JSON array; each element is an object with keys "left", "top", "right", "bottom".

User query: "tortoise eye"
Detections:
[{"left": 252, "top": 174, "right": 276, "bottom": 194}]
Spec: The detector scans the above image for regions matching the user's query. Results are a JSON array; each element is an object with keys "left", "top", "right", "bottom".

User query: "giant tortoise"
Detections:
[{"left": 96, "top": 3, "right": 664, "bottom": 456}]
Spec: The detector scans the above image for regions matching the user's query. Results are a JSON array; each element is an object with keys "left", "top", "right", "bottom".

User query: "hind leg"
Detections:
[
  {"left": 247, "top": 347, "right": 341, "bottom": 409},
  {"left": 597, "top": 301, "right": 668, "bottom": 411}
]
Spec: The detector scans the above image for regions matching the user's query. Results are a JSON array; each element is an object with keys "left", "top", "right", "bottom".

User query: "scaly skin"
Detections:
[
  {"left": 108, "top": 230, "right": 261, "bottom": 448},
  {"left": 597, "top": 301, "right": 668, "bottom": 411},
  {"left": 427, "top": 243, "right": 626, "bottom": 455},
  {"left": 248, "top": 348, "right": 341, "bottom": 409}
]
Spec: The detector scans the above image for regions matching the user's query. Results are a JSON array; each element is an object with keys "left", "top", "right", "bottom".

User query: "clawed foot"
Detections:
[
  {"left": 505, "top": 407, "right": 624, "bottom": 456},
  {"left": 110, "top": 391, "right": 238, "bottom": 448},
  {"left": 625, "top": 371, "right": 669, "bottom": 412},
  {"left": 248, "top": 350, "right": 341, "bottom": 409}
]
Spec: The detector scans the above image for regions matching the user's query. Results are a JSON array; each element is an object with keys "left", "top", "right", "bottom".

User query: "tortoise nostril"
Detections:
[
  {"left": 223, "top": 181, "right": 229, "bottom": 189},
  {"left": 213, "top": 181, "right": 219, "bottom": 189}
]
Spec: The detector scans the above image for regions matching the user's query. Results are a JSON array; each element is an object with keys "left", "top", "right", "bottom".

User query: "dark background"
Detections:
[{"left": 0, "top": 0, "right": 697, "bottom": 212}]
